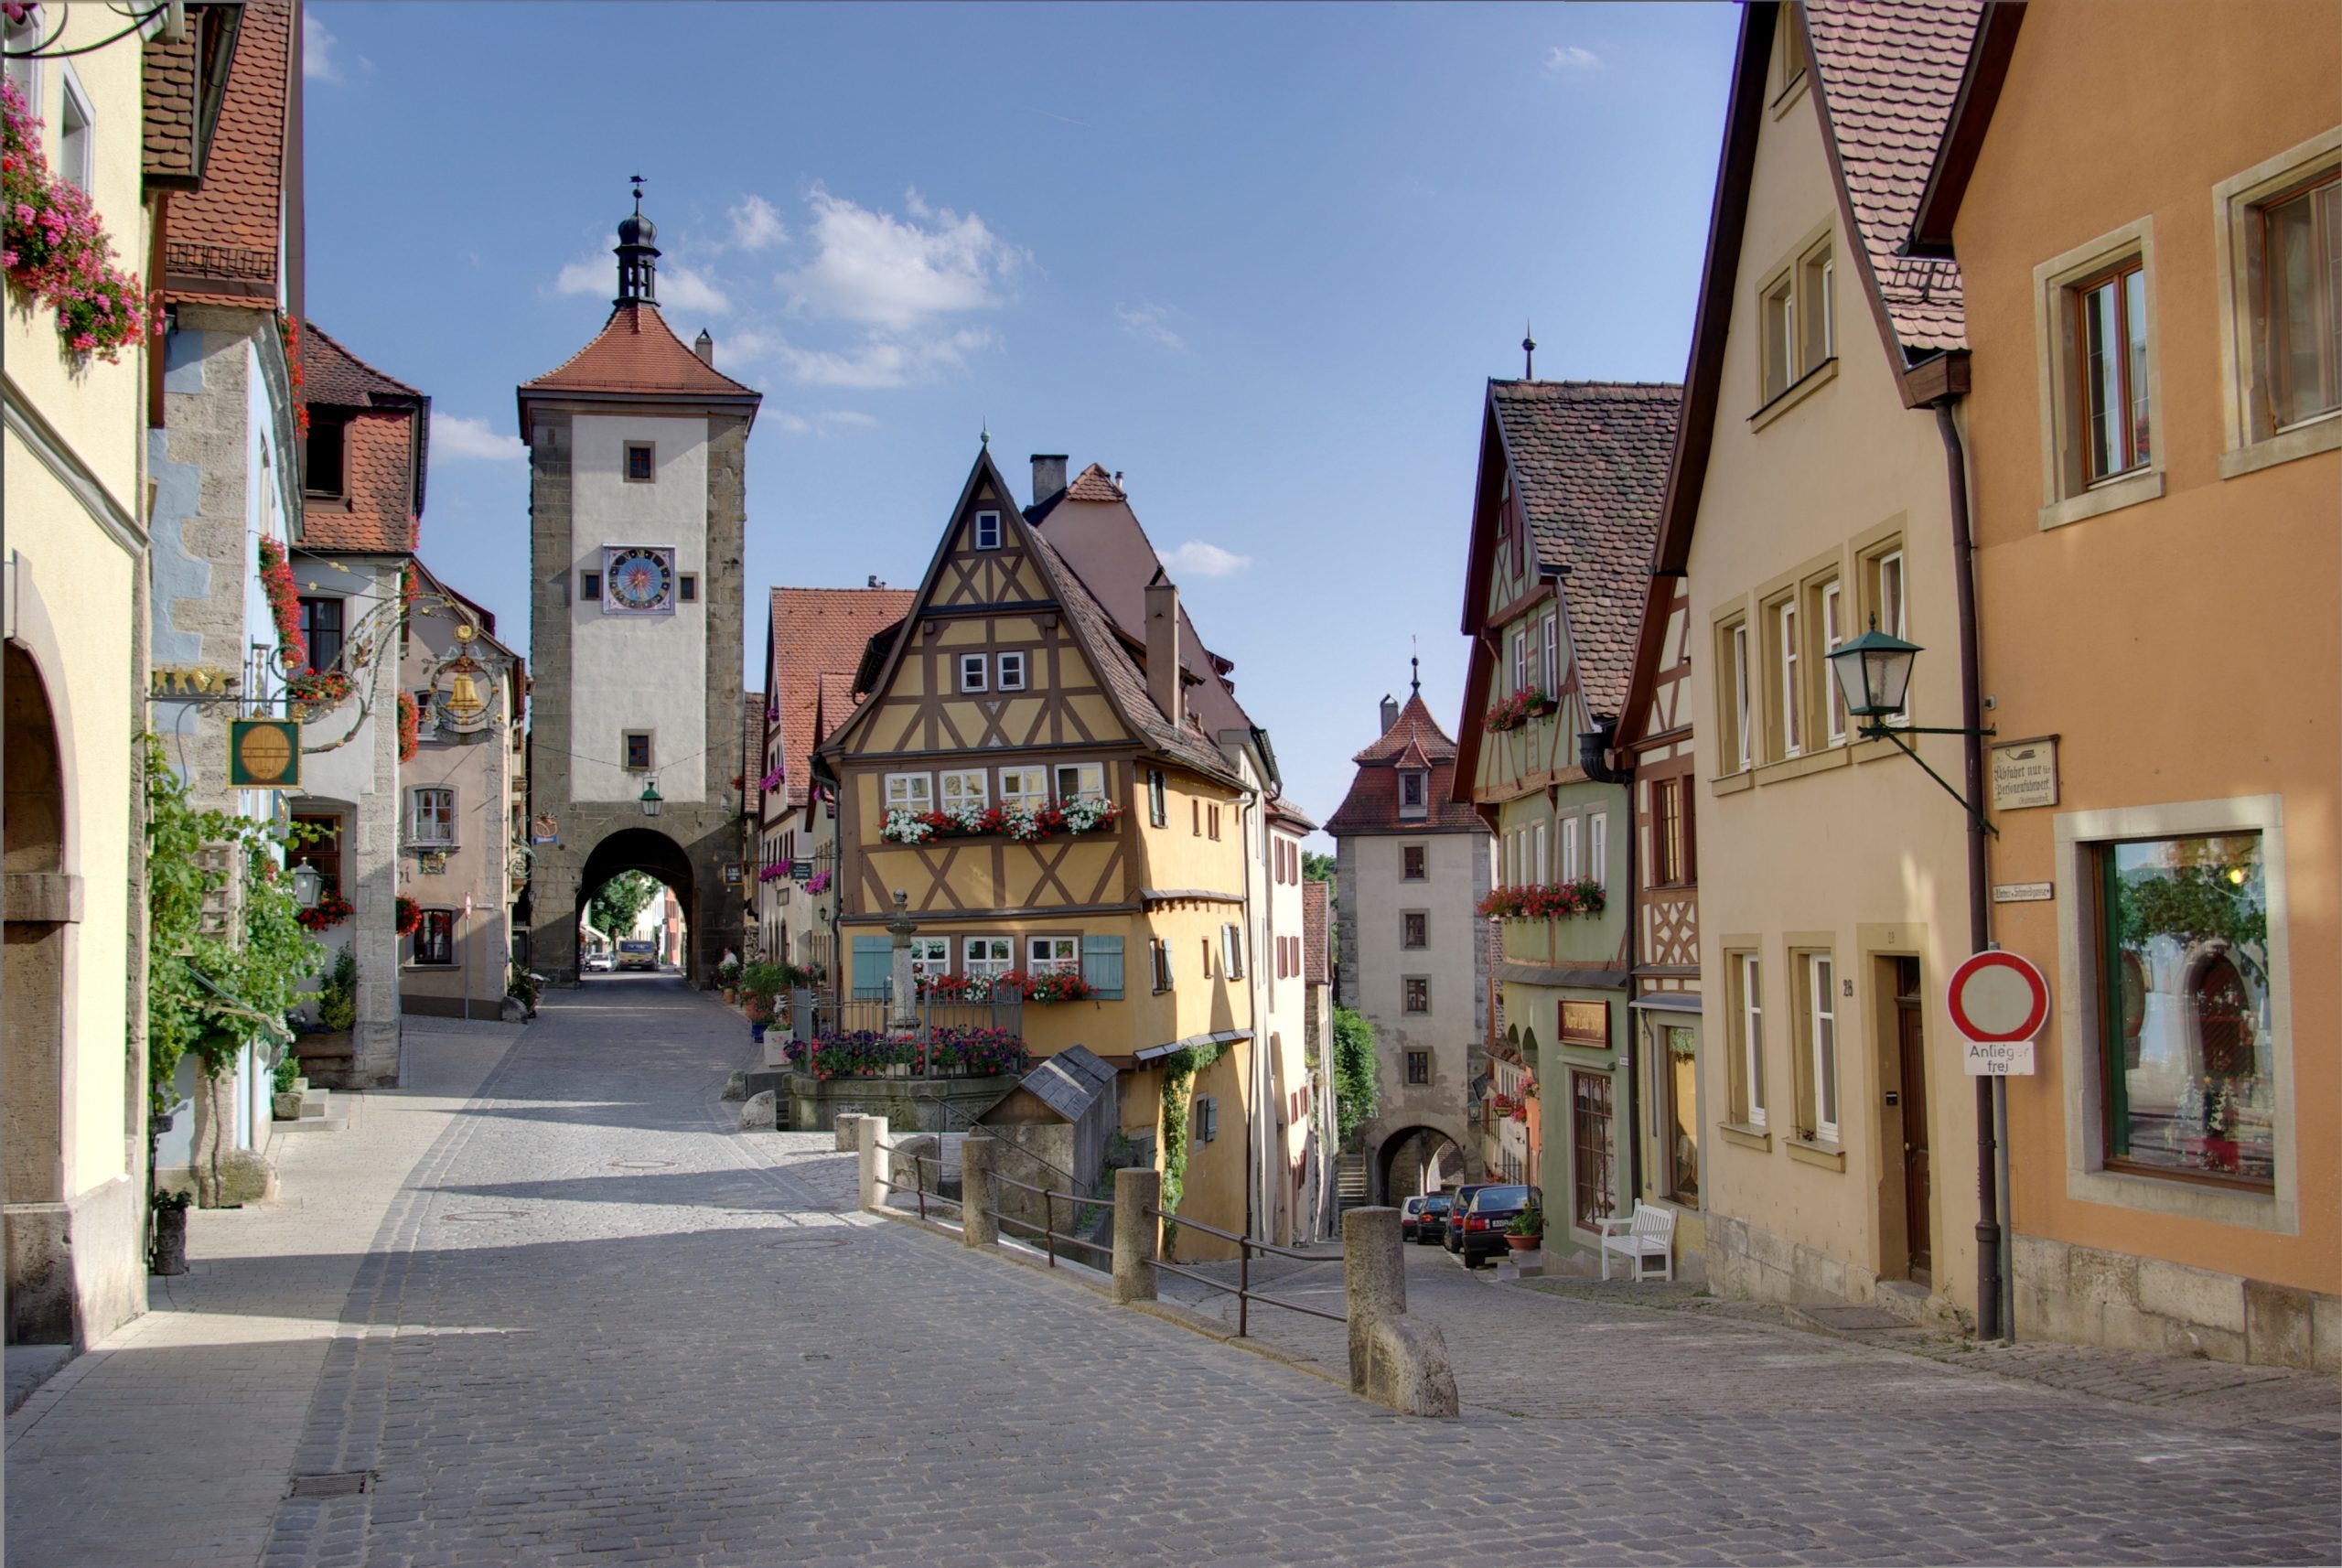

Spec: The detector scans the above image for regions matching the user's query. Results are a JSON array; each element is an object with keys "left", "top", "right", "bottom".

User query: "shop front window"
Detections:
[{"left": 2098, "top": 832, "right": 2274, "bottom": 1187}]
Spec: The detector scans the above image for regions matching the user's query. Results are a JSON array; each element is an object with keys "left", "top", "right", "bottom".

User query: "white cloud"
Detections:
[
  {"left": 660, "top": 263, "right": 732, "bottom": 316},
  {"left": 1160, "top": 541, "right": 1252, "bottom": 579},
  {"left": 768, "top": 410, "right": 878, "bottom": 438},
  {"left": 766, "top": 327, "right": 996, "bottom": 391},
  {"left": 432, "top": 414, "right": 525, "bottom": 463},
  {"left": 1116, "top": 302, "right": 1185, "bottom": 352},
  {"left": 776, "top": 185, "right": 1024, "bottom": 331},
  {"left": 1544, "top": 44, "right": 1602, "bottom": 73},
  {"left": 304, "top": 16, "right": 344, "bottom": 82},
  {"left": 729, "top": 194, "right": 788, "bottom": 252},
  {"left": 554, "top": 254, "right": 608, "bottom": 295}
]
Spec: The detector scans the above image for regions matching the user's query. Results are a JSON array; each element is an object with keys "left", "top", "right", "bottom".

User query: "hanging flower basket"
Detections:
[
  {"left": 295, "top": 889, "right": 354, "bottom": 931},
  {"left": 397, "top": 691, "right": 420, "bottom": 763},
  {"left": 258, "top": 536, "right": 306, "bottom": 670},
  {"left": 1484, "top": 689, "right": 1560, "bottom": 733},
  {"left": 3, "top": 80, "right": 154, "bottom": 363},
  {"left": 393, "top": 896, "right": 421, "bottom": 939}
]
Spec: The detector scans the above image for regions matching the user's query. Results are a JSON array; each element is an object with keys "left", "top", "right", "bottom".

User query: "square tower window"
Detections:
[
  {"left": 625, "top": 443, "right": 655, "bottom": 482},
  {"left": 623, "top": 732, "right": 653, "bottom": 771}
]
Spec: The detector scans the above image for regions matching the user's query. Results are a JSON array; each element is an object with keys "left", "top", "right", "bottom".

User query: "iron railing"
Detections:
[
  {"left": 1144, "top": 1208, "right": 1348, "bottom": 1337},
  {"left": 870, "top": 1139, "right": 962, "bottom": 1226},
  {"left": 985, "top": 1172, "right": 1113, "bottom": 1270}
]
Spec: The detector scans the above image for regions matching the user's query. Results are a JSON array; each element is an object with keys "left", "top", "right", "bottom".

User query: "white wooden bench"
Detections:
[{"left": 1596, "top": 1203, "right": 1676, "bottom": 1282}]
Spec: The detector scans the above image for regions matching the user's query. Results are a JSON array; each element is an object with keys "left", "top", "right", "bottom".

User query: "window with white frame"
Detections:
[
  {"left": 409, "top": 787, "right": 456, "bottom": 846},
  {"left": 1219, "top": 923, "right": 1245, "bottom": 979},
  {"left": 1510, "top": 628, "right": 1527, "bottom": 693},
  {"left": 57, "top": 65, "right": 92, "bottom": 194},
  {"left": 965, "top": 937, "right": 1013, "bottom": 980},
  {"left": 3, "top": 10, "right": 38, "bottom": 118},
  {"left": 1148, "top": 769, "right": 1167, "bottom": 827},
  {"left": 1560, "top": 817, "right": 1578, "bottom": 883},
  {"left": 1531, "top": 821, "right": 1547, "bottom": 883},
  {"left": 1542, "top": 612, "right": 1560, "bottom": 695},
  {"left": 1805, "top": 952, "right": 1839, "bottom": 1144},
  {"left": 939, "top": 769, "right": 988, "bottom": 812},
  {"left": 2075, "top": 257, "right": 2154, "bottom": 484},
  {"left": 1589, "top": 811, "right": 1607, "bottom": 888},
  {"left": 997, "top": 650, "right": 1027, "bottom": 691},
  {"left": 909, "top": 937, "right": 951, "bottom": 983},
  {"left": 414, "top": 909, "right": 456, "bottom": 967},
  {"left": 1820, "top": 577, "right": 1847, "bottom": 746},
  {"left": 1735, "top": 952, "right": 1767, "bottom": 1129},
  {"left": 1717, "top": 618, "right": 1753, "bottom": 774},
  {"left": 2217, "top": 135, "right": 2342, "bottom": 456},
  {"left": 972, "top": 510, "right": 1002, "bottom": 550},
  {"left": 1868, "top": 547, "right": 1908, "bottom": 726},
  {"left": 1150, "top": 938, "right": 1174, "bottom": 993},
  {"left": 958, "top": 653, "right": 988, "bottom": 693},
  {"left": 1775, "top": 597, "right": 1801, "bottom": 757},
  {"left": 1029, "top": 936, "right": 1080, "bottom": 974},
  {"left": 885, "top": 772, "right": 933, "bottom": 812},
  {"left": 1055, "top": 762, "right": 1104, "bottom": 803},
  {"left": 999, "top": 767, "right": 1048, "bottom": 810}
]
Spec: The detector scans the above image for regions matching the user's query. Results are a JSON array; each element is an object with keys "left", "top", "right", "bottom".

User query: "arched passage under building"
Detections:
[
  {"left": 5, "top": 641, "right": 72, "bottom": 1343},
  {"left": 575, "top": 829, "right": 696, "bottom": 982},
  {"left": 1373, "top": 1123, "right": 1468, "bottom": 1207}
]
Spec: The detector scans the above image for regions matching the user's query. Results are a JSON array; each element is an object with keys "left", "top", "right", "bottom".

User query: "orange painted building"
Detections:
[{"left": 1916, "top": 1, "right": 2339, "bottom": 1367}]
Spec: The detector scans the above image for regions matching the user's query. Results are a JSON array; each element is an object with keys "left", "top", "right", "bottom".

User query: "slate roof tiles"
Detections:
[
  {"left": 1806, "top": 0, "right": 1981, "bottom": 358},
  {"left": 1488, "top": 381, "right": 1681, "bottom": 722}
]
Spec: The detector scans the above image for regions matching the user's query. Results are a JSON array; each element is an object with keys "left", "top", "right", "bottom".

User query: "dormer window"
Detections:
[
  {"left": 973, "top": 510, "right": 1002, "bottom": 551},
  {"left": 1400, "top": 769, "right": 1429, "bottom": 819},
  {"left": 306, "top": 413, "right": 348, "bottom": 498}
]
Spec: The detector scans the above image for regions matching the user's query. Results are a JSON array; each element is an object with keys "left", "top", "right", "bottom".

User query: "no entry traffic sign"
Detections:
[{"left": 1947, "top": 949, "right": 2049, "bottom": 1075}]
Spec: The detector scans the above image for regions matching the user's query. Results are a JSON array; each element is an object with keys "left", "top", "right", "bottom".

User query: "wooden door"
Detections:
[{"left": 1896, "top": 963, "right": 1932, "bottom": 1282}]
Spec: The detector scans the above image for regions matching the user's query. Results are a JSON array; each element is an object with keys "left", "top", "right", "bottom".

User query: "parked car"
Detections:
[
  {"left": 582, "top": 952, "right": 613, "bottom": 972},
  {"left": 1456, "top": 1184, "right": 1543, "bottom": 1269},
  {"left": 1400, "top": 1194, "right": 1453, "bottom": 1243},
  {"left": 1441, "top": 1184, "right": 1495, "bottom": 1253}
]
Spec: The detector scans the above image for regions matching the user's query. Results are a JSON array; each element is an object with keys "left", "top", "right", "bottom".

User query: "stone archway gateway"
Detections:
[
  {"left": 520, "top": 185, "right": 762, "bottom": 985},
  {"left": 5, "top": 641, "right": 72, "bottom": 1343},
  {"left": 1372, "top": 1122, "right": 1469, "bottom": 1207}
]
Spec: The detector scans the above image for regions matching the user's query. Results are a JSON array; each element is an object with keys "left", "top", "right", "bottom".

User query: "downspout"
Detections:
[
  {"left": 1934, "top": 397, "right": 2004, "bottom": 1341},
  {"left": 1238, "top": 788, "right": 1262, "bottom": 1242}
]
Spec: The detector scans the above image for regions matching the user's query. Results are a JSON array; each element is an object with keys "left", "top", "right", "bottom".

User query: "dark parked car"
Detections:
[
  {"left": 1441, "top": 1184, "right": 1495, "bottom": 1253},
  {"left": 1456, "top": 1184, "right": 1542, "bottom": 1268},
  {"left": 1400, "top": 1194, "right": 1452, "bottom": 1244}
]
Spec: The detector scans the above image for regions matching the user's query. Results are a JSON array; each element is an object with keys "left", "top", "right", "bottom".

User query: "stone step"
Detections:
[{"left": 275, "top": 1091, "right": 350, "bottom": 1134}]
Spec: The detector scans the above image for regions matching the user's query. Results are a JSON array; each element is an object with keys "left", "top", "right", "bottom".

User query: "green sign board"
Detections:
[{"left": 228, "top": 719, "right": 301, "bottom": 789}]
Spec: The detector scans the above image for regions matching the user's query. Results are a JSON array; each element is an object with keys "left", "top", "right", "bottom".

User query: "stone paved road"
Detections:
[{"left": 14, "top": 977, "right": 2338, "bottom": 1566}]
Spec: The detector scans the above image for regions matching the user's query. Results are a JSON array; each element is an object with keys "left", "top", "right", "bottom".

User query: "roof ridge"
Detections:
[
  {"left": 304, "top": 319, "right": 424, "bottom": 401},
  {"left": 519, "top": 301, "right": 760, "bottom": 398}
]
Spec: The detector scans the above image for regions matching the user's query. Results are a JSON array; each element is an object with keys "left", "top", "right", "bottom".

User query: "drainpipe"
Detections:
[{"left": 1934, "top": 398, "right": 2004, "bottom": 1342}]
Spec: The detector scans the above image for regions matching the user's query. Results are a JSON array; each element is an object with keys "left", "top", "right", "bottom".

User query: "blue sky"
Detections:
[{"left": 304, "top": 2, "right": 1738, "bottom": 841}]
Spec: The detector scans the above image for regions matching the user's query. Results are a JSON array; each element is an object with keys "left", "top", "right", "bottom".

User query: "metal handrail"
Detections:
[
  {"left": 984, "top": 1172, "right": 1113, "bottom": 1269},
  {"left": 1144, "top": 1205, "right": 1347, "bottom": 1336},
  {"left": 870, "top": 1146, "right": 962, "bottom": 1225}
]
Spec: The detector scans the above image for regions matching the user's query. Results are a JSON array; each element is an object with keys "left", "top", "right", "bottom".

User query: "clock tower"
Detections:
[{"left": 519, "top": 185, "right": 762, "bottom": 983}]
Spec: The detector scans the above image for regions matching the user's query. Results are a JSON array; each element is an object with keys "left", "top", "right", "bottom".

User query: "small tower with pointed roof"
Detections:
[
  {"left": 1325, "top": 676, "right": 1496, "bottom": 1203},
  {"left": 518, "top": 186, "right": 765, "bottom": 984}
]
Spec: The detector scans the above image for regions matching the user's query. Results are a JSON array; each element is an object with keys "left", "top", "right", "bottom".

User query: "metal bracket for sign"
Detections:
[{"left": 1858, "top": 720, "right": 2000, "bottom": 838}]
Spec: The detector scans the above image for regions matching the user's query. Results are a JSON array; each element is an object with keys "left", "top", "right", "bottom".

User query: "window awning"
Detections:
[
  {"left": 1628, "top": 993, "right": 1703, "bottom": 1014},
  {"left": 1133, "top": 1029, "right": 1252, "bottom": 1063}
]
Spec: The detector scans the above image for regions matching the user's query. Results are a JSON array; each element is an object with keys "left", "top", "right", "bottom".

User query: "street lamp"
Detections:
[
  {"left": 290, "top": 863, "right": 322, "bottom": 909},
  {"left": 639, "top": 779, "right": 663, "bottom": 819},
  {"left": 1823, "top": 615, "right": 1996, "bottom": 833}
]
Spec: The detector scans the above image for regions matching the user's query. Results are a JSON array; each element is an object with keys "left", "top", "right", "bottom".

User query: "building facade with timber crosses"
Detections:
[{"left": 813, "top": 448, "right": 1307, "bottom": 1253}]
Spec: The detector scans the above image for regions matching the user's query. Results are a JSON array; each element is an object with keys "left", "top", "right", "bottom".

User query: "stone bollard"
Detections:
[
  {"left": 1343, "top": 1206, "right": 1460, "bottom": 1418},
  {"left": 1112, "top": 1167, "right": 1161, "bottom": 1304},
  {"left": 833, "top": 1112, "right": 865, "bottom": 1154},
  {"left": 738, "top": 1090, "right": 778, "bottom": 1131},
  {"left": 960, "top": 1134, "right": 998, "bottom": 1248},
  {"left": 856, "top": 1115, "right": 890, "bottom": 1211}
]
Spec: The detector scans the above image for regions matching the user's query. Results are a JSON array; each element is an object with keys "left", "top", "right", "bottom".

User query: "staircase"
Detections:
[{"left": 1336, "top": 1154, "right": 1369, "bottom": 1209}]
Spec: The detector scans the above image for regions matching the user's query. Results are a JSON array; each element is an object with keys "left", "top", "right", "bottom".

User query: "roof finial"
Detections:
[
  {"left": 614, "top": 177, "right": 660, "bottom": 306},
  {"left": 1411, "top": 636, "right": 1422, "bottom": 698},
  {"left": 1522, "top": 320, "right": 1537, "bottom": 381},
  {"left": 980, "top": 416, "right": 990, "bottom": 449},
  {"left": 630, "top": 173, "right": 644, "bottom": 213}
]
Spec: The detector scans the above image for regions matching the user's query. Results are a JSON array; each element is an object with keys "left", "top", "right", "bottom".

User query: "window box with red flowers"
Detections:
[
  {"left": 3, "top": 79, "right": 153, "bottom": 363},
  {"left": 295, "top": 888, "right": 354, "bottom": 931},
  {"left": 880, "top": 797, "right": 1123, "bottom": 845},
  {"left": 999, "top": 968, "right": 1094, "bottom": 1005},
  {"left": 1484, "top": 689, "right": 1560, "bottom": 733},
  {"left": 1476, "top": 880, "right": 1606, "bottom": 921}
]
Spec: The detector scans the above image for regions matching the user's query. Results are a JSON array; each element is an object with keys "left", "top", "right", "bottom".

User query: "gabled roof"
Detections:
[
  {"left": 1806, "top": 0, "right": 1982, "bottom": 361},
  {"left": 1909, "top": 4, "right": 2030, "bottom": 256},
  {"left": 1353, "top": 693, "right": 1459, "bottom": 764},
  {"left": 1066, "top": 462, "right": 1125, "bottom": 502},
  {"left": 518, "top": 303, "right": 761, "bottom": 435},
  {"left": 764, "top": 586, "right": 914, "bottom": 812},
  {"left": 814, "top": 672, "right": 862, "bottom": 740},
  {"left": 1327, "top": 687, "right": 1487, "bottom": 838},
  {"left": 1482, "top": 381, "right": 1681, "bottom": 721},
  {"left": 159, "top": 0, "right": 288, "bottom": 306},
  {"left": 1302, "top": 878, "right": 1331, "bottom": 986},
  {"left": 298, "top": 323, "right": 428, "bottom": 555},
  {"left": 1269, "top": 798, "right": 1319, "bottom": 834},
  {"left": 306, "top": 320, "right": 424, "bottom": 408}
]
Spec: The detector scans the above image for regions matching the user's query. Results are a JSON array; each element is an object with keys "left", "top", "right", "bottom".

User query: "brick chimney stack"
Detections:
[{"left": 1144, "top": 579, "right": 1183, "bottom": 727}]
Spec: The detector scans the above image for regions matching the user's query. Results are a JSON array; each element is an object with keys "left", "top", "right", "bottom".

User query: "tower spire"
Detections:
[
  {"left": 1522, "top": 320, "right": 1537, "bottom": 381},
  {"left": 614, "top": 175, "right": 660, "bottom": 307}
]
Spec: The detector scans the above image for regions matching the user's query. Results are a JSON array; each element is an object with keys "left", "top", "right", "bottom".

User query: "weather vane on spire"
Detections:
[
  {"left": 1411, "top": 637, "right": 1421, "bottom": 696},
  {"left": 1522, "top": 321, "right": 1537, "bottom": 381},
  {"left": 980, "top": 416, "right": 990, "bottom": 448},
  {"left": 630, "top": 174, "right": 645, "bottom": 211}
]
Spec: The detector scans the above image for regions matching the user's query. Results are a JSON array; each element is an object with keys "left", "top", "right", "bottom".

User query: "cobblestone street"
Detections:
[{"left": 11, "top": 978, "right": 2337, "bottom": 1567}]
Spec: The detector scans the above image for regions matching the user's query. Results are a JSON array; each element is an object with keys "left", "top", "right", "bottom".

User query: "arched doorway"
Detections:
[
  {"left": 575, "top": 828, "right": 697, "bottom": 982},
  {"left": 5, "top": 642, "right": 71, "bottom": 1343},
  {"left": 1374, "top": 1124, "right": 1466, "bottom": 1206}
]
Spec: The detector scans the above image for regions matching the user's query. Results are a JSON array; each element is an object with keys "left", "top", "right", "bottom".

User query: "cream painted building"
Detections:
[
  {"left": 1662, "top": 3, "right": 1989, "bottom": 1325},
  {"left": 3, "top": 4, "right": 173, "bottom": 1347}
]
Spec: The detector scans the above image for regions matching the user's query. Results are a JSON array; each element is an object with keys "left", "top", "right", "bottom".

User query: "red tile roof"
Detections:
[
  {"left": 1302, "top": 878, "right": 1331, "bottom": 987},
  {"left": 1488, "top": 381, "right": 1680, "bottom": 722},
  {"left": 1065, "top": 462, "right": 1125, "bottom": 502},
  {"left": 1352, "top": 693, "right": 1459, "bottom": 764},
  {"left": 1327, "top": 692, "right": 1486, "bottom": 837},
  {"left": 303, "top": 410, "right": 421, "bottom": 553},
  {"left": 1269, "top": 798, "right": 1319, "bottom": 834},
  {"left": 814, "top": 673, "right": 863, "bottom": 742},
  {"left": 521, "top": 303, "right": 760, "bottom": 400},
  {"left": 1805, "top": 0, "right": 1979, "bottom": 358},
  {"left": 305, "top": 320, "right": 423, "bottom": 407},
  {"left": 160, "top": 0, "right": 288, "bottom": 306},
  {"left": 766, "top": 587, "right": 915, "bottom": 813}
]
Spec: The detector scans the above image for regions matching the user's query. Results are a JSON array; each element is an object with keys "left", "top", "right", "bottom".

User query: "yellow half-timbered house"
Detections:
[{"left": 814, "top": 449, "right": 1265, "bottom": 1251}]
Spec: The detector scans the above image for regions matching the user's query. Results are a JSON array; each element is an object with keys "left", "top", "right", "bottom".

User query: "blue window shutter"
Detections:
[
  {"left": 851, "top": 936, "right": 891, "bottom": 999},
  {"left": 1080, "top": 934, "right": 1124, "bottom": 999}
]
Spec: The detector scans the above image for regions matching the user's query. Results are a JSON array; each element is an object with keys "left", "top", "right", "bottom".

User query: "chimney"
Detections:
[
  {"left": 1144, "top": 579, "right": 1183, "bottom": 727},
  {"left": 1380, "top": 693, "right": 1400, "bottom": 734},
  {"left": 1031, "top": 453, "right": 1068, "bottom": 505},
  {"left": 693, "top": 328, "right": 715, "bottom": 365}
]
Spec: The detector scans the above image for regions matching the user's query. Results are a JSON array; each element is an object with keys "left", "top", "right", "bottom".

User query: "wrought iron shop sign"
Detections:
[{"left": 228, "top": 719, "right": 301, "bottom": 789}]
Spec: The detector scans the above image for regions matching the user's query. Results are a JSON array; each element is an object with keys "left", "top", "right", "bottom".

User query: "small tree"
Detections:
[
  {"left": 1301, "top": 851, "right": 1337, "bottom": 884},
  {"left": 1331, "top": 1004, "right": 1378, "bottom": 1143},
  {"left": 589, "top": 870, "right": 661, "bottom": 936}
]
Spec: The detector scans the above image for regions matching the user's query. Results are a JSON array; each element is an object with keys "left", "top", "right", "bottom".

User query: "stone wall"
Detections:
[
  {"left": 2014, "top": 1232, "right": 2341, "bottom": 1371},
  {"left": 784, "top": 1072, "right": 1015, "bottom": 1137}
]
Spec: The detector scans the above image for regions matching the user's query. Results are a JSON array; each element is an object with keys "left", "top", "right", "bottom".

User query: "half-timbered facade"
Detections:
[
  {"left": 815, "top": 448, "right": 1266, "bottom": 1251},
  {"left": 1455, "top": 380, "right": 1681, "bottom": 1252}
]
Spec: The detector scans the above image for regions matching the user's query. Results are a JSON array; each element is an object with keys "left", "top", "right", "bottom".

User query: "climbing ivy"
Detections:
[
  {"left": 1155, "top": 1039, "right": 1226, "bottom": 1251},
  {"left": 1331, "top": 1004, "right": 1378, "bottom": 1143},
  {"left": 142, "top": 735, "right": 322, "bottom": 1119}
]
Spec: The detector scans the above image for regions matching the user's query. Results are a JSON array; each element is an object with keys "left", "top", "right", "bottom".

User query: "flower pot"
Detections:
[
  {"left": 751, "top": 1022, "right": 768, "bottom": 1044},
  {"left": 152, "top": 1207, "right": 189, "bottom": 1275},
  {"left": 273, "top": 1090, "right": 306, "bottom": 1122},
  {"left": 1505, "top": 1233, "right": 1542, "bottom": 1252}
]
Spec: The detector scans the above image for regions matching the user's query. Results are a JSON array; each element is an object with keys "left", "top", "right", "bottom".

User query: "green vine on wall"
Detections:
[
  {"left": 142, "top": 735, "right": 323, "bottom": 1120},
  {"left": 1155, "top": 1039, "right": 1226, "bottom": 1251}
]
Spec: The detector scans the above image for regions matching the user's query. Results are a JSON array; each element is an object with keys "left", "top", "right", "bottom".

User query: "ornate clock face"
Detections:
[{"left": 603, "top": 546, "right": 676, "bottom": 615}]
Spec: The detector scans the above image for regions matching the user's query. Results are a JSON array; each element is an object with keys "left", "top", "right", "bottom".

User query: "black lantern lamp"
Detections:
[
  {"left": 639, "top": 778, "right": 664, "bottom": 819},
  {"left": 1823, "top": 615, "right": 1997, "bottom": 833},
  {"left": 290, "top": 863, "right": 322, "bottom": 909}
]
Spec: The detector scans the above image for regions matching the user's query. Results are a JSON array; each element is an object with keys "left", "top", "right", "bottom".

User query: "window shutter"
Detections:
[
  {"left": 1080, "top": 934, "right": 1124, "bottom": 999},
  {"left": 850, "top": 935, "right": 892, "bottom": 999}
]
